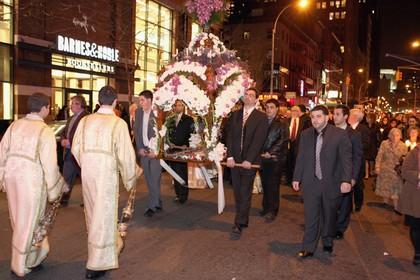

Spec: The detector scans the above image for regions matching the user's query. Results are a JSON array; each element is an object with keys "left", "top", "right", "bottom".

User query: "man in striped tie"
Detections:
[
  {"left": 292, "top": 105, "right": 352, "bottom": 258},
  {"left": 226, "top": 87, "right": 269, "bottom": 240}
]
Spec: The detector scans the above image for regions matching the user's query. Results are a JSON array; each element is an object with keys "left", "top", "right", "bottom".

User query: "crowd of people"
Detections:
[{"left": 0, "top": 86, "right": 420, "bottom": 279}]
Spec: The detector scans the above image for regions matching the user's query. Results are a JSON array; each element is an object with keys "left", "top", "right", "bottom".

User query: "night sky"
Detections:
[{"left": 379, "top": 0, "right": 420, "bottom": 69}]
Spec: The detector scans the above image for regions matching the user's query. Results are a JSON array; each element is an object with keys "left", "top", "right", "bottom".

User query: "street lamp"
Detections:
[
  {"left": 269, "top": 0, "right": 310, "bottom": 95},
  {"left": 358, "top": 79, "right": 372, "bottom": 102},
  {"left": 412, "top": 40, "right": 420, "bottom": 49}
]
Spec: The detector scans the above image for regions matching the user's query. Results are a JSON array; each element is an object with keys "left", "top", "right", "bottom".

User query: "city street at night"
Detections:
[{"left": 1, "top": 175, "right": 419, "bottom": 280}]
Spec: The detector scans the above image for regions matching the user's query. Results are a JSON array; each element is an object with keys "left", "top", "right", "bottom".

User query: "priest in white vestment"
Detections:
[
  {"left": 71, "top": 86, "right": 137, "bottom": 279},
  {"left": 0, "top": 93, "right": 66, "bottom": 277}
]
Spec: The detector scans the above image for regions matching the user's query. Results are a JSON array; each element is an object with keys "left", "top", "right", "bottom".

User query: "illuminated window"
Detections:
[
  {"left": 335, "top": 0, "right": 340, "bottom": 8},
  {"left": 321, "top": 2, "right": 326, "bottom": 8},
  {"left": 341, "top": 0, "right": 346, "bottom": 7},
  {"left": 330, "top": 1, "right": 334, "bottom": 7},
  {"left": 316, "top": 2, "right": 321, "bottom": 9},
  {"left": 329, "top": 12, "right": 334, "bottom": 20},
  {"left": 135, "top": 0, "right": 173, "bottom": 93},
  {"left": 335, "top": 12, "right": 340, "bottom": 19},
  {"left": 191, "top": 23, "right": 202, "bottom": 39},
  {"left": 0, "top": 0, "right": 12, "bottom": 44},
  {"left": 243, "top": 32, "right": 250, "bottom": 40},
  {"left": 341, "top": 11, "right": 346, "bottom": 19}
]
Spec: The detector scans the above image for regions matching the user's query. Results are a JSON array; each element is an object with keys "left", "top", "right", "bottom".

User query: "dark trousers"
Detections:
[
  {"left": 170, "top": 161, "right": 189, "bottom": 200},
  {"left": 231, "top": 167, "right": 257, "bottom": 226},
  {"left": 286, "top": 141, "right": 298, "bottom": 183},
  {"left": 410, "top": 227, "right": 420, "bottom": 257},
  {"left": 336, "top": 191, "right": 353, "bottom": 233},
  {"left": 61, "top": 149, "right": 80, "bottom": 202},
  {"left": 353, "top": 161, "right": 365, "bottom": 209},
  {"left": 302, "top": 180, "right": 340, "bottom": 252},
  {"left": 260, "top": 161, "right": 282, "bottom": 215}
]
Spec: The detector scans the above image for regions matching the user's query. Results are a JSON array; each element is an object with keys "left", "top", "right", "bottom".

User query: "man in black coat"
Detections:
[
  {"left": 226, "top": 88, "right": 269, "bottom": 240},
  {"left": 167, "top": 100, "right": 194, "bottom": 204},
  {"left": 349, "top": 108, "right": 371, "bottom": 211},
  {"left": 293, "top": 105, "right": 352, "bottom": 258},
  {"left": 260, "top": 99, "right": 289, "bottom": 223},
  {"left": 333, "top": 105, "right": 363, "bottom": 240}
]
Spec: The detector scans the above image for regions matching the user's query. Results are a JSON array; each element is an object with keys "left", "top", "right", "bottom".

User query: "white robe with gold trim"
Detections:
[
  {"left": 0, "top": 114, "right": 65, "bottom": 277},
  {"left": 71, "top": 107, "right": 137, "bottom": 271}
]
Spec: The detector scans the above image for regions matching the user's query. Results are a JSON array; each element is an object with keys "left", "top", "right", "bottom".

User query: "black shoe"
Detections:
[
  {"left": 178, "top": 198, "right": 187, "bottom": 204},
  {"left": 144, "top": 208, "right": 155, "bottom": 217},
  {"left": 259, "top": 209, "right": 268, "bottom": 216},
  {"left": 323, "top": 246, "right": 333, "bottom": 254},
  {"left": 335, "top": 231, "right": 344, "bottom": 240},
  {"left": 265, "top": 213, "right": 276, "bottom": 223},
  {"left": 60, "top": 200, "right": 69, "bottom": 207},
  {"left": 413, "top": 255, "right": 420, "bottom": 266},
  {"left": 394, "top": 210, "right": 403, "bottom": 216},
  {"left": 85, "top": 269, "right": 106, "bottom": 279},
  {"left": 230, "top": 224, "right": 242, "bottom": 240},
  {"left": 297, "top": 250, "right": 314, "bottom": 258}
]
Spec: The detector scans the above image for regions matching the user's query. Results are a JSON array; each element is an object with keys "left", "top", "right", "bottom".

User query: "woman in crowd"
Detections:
[
  {"left": 407, "top": 115, "right": 419, "bottom": 130},
  {"left": 375, "top": 128, "right": 407, "bottom": 213},
  {"left": 405, "top": 126, "right": 419, "bottom": 151},
  {"left": 382, "top": 118, "right": 398, "bottom": 142},
  {"left": 397, "top": 143, "right": 420, "bottom": 266}
]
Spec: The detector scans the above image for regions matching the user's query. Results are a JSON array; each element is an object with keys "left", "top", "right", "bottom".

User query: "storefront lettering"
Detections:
[
  {"left": 65, "top": 58, "right": 115, "bottom": 74},
  {"left": 57, "top": 35, "right": 119, "bottom": 62}
]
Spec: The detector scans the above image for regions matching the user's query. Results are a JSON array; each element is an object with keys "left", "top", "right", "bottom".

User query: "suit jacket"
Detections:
[
  {"left": 226, "top": 108, "right": 269, "bottom": 165},
  {"left": 60, "top": 110, "right": 89, "bottom": 145},
  {"left": 345, "top": 125, "right": 363, "bottom": 181},
  {"left": 354, "top": 123, "right": 370, "bottom": 159},
  {"left": 168, "top": 114, "right": 194, "bottom": 147},
  {"left": 262, "top": 117, "right": 289, "bottom": 164},
  {"left": 133, "top": 108, "right": 156, "bottom": 152},
  {"left": 293, "top": 124, "right": 352, "bottom": 198}
]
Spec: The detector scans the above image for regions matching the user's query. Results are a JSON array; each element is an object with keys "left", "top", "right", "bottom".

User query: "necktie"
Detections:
[
  {"left": 315, "top": 132, "right": 323, "bottom": 180},
  {"left": 290, "top": 118, "right": 297, "bottom": 140},
  {"left": 241, "top": 110, "right": 250, "bottom": 150}
]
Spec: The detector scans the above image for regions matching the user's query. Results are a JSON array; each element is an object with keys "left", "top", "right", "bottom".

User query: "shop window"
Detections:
[
  {"left": 0, "top": 44, "right": 11, "bottom": 81},
  {"left": 0, "top": 1, "right": 12, "bottom": 44},
  {"left": 0, "top": 82, "right": 12, "bottom": 119},
  {"left": 135, "top": 0, "right": 173, "bottom": 92},
  {"left": 191, "top": 23, "right": 202, "bottom": 39},
  {"left": 329, "top": 12, "right": 334, "bottom": 20}
]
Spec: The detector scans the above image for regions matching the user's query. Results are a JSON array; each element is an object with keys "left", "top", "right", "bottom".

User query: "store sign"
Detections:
[
  {"left": 65, "top": 57, "right": 115, "bottom": 74},
  {"left": 327, "top": 90, "right": 339, "bottom": 98},
  {"left": 57, "top": 35, "right": 119, "bottom": 62},
  {"left": 285, "top": 91, "right": 296, "bottom": 99},
  {"left": 307, "top": 90, "right": 316, "bottom": 95}
]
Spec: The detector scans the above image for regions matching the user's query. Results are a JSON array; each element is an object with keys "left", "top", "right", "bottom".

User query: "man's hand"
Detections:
[
  {"left": 139, "top": 148, "right": 147, "bottom": 157},
  {"left": 61, "top": 139, "right": 70, "bottom": 148},
  {"left": 351, "top": 179, "right": 356, "bottom": 187},
  {"left": 242, "top": 160, "right": 251, "bottom": 169},
  {"left": 147, "top": 151, "right": 157, "bottom": 158},
  {"left": 292, "top": 181, "right": 300, "bottom": 192},
  {"left": 261, "top": 152, "right": 271, "bottom": 158},
  {"left": 340, "top": 182, "right": 352, "bottom": 193},
  {"left": 226, "top": 158, "right": 235, "bottom": 168}
]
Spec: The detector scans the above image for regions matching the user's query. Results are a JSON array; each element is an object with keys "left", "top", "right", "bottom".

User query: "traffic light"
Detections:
[{"left": 396, "top": 70, "right": 403, "bottom": 81}]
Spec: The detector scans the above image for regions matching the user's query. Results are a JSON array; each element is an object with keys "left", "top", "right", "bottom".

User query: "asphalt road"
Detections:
[{"left": 1, "top": 175, "right": 419, "bottom": 280}]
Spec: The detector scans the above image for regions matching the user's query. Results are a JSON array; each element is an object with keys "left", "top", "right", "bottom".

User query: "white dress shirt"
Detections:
[{"left": 142, "top": 110, "right": 151, "bottom": 147}]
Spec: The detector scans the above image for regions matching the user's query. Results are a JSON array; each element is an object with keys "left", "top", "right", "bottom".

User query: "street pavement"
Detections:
[{"left": 1, "top": 174, "right": 420, "bottom": 280}]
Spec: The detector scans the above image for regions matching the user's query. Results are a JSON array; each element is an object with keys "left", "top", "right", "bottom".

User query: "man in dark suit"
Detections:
[
  {"left": 260, "top": 99, "right": 289, "bottom": 223},
  {"left": 167, "top": 100, "right": 194, "bottom": 203},
  {"left": 293, "top": 105, "right": 352, "bottom": 258},
  {"left": 226, "top": 87, "right": 269, "bottom": 240},
  {"left": 349, "top": 108, "right": 371, "bottom": 212},
  {"left": 287, "top": 105, "right": 312, "bottom": 184},
  {"left": 60, "top": 95, "right": 89, "bottom": 206},
  {"left": 134, "top": 90, "right": 162, "bottom": 217},
  {"left": 333, "top": 105, "right": 363, "bottom": 240}
]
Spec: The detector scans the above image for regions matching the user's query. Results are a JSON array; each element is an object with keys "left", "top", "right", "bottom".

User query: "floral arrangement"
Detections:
[
  {"left": 185, "top": 0, "right": 227, "bottom": 26},
  {"left": 150, "top": 30, "right": 254, "bottom": 162}
]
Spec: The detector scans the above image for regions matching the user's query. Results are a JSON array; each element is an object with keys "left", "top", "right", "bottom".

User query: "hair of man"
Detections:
[
  {"left": 28, "top": 92, "right": 50, "bottom": 113},
  {"left": 98, "top": 86, "right": 117, "bottom": 105},
  {"left": 311, "top": 105, "right": 329, "bottom": 116}
]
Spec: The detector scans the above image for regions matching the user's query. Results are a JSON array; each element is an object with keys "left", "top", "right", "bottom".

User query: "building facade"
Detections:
[{"left": 1, "top": 0, "right": 203, "bottom": 123}]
